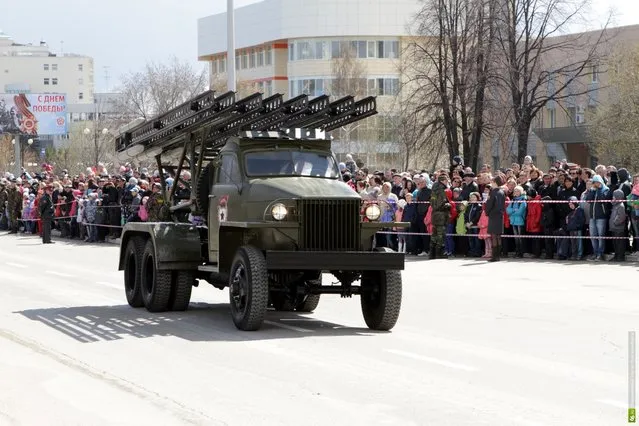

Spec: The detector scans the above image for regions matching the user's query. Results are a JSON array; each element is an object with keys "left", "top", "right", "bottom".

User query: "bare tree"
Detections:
[
  {"left": 329, "top": 44, "right": 369, "bottom": 159},
  {"left": 495, "top": 0, "right": 610, "bottom": 163},
  {"left": 406, "top": 0, "right": 497, "bottom": 172},
  {"left": 116, "top": 56, "right": 208, "bottom": 119},
  {"left": 588, "top": 47, "right": 639, "bottom": 170}
]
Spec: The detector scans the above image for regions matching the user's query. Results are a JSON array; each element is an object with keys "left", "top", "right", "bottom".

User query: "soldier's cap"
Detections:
[{"left": 152, "top": 182, "right": 161, "bottom": 188}]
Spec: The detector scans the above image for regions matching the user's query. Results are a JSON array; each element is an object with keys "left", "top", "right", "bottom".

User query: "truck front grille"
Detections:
[{"left": 298, "top": 199, "right": 361, "bottom": 251}]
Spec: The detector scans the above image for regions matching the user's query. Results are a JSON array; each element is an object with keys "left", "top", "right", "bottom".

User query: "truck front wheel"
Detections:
[
  {"left": 140, "top": 241, "right": 172, "bottom": 312},
  {"left": 360, "top": 270, "right": 402, "bottom": 331},
  {"left": 229, "top": 246, "right": 269, "bottom": 331}
]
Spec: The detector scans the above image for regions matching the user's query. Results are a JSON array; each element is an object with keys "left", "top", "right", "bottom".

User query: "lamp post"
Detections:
[
  {"left": 11, "top": 135, "right": 34, "bottom": 176},
  {"left": 227, "top": 0, "right": 236, "bottom": 92}
]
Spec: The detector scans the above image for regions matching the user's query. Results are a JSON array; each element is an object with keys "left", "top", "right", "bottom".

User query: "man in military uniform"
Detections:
[
  {"left": 429, "top": 174, "right": 451, "bottom": 259},
  {"left": 0, "top": 179, "right": 8, "bottom": 230},
  {"left": 39, "top": 185, "right": 55, "bottom": 244},
  {"left": 6, "top": 180, "right": 23, "bottom": 234},
  {"left": 145, "top": 182, "right": 166, "bottom": 222}
]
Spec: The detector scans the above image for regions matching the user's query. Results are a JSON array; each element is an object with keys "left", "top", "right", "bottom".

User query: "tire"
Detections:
[
  {"left": 295, "top": 278, "right": 321, "bottom": 312},
  {"left": 360, "top": 270, "right": 402, "bottom": 331},
  {"left": 140, "top": 240, "right": 173, "bottom": 312},
  {"left": 170, "top": 271, "right": 194, "bottom": 311},
  {"left": 123, "top": 237, "right": 145, "bottom": 308},
  {"left": 228, "top": 246, "right": 269, "bottom": 331}
]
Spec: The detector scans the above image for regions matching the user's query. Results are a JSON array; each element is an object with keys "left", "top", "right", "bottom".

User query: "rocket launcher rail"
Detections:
[{"left": 115, "top": 90, "right": 378, "bottom": 162}]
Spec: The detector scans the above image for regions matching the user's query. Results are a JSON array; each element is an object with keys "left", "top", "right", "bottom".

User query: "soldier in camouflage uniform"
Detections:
[
  {"left": 429, "top": 174, "right": 451, "bottom": 259},
  {"left": 0, "top": 180, "right": 8, "bottom": 230},
  {"left": 6, "top": 181, "right": 23, "bottom": 233},
  {"left": 145, "top": 183, "right": 166, "bottom": 222}
]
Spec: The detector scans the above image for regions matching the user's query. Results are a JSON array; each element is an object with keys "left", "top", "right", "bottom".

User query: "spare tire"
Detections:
[{"left": 195, "top": 162, "right": 214, "bottom": 215}]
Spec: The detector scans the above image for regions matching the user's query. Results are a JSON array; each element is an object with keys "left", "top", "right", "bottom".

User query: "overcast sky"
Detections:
[{"left": 2, "top": 0, "right": 637, "bottom": 93}]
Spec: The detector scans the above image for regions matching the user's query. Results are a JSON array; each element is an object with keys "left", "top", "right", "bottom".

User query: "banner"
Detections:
[{"left": 0, "top": 93, "right": 67, "bottom": 136}]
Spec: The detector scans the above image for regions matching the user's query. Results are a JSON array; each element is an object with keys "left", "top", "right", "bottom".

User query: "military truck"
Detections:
[{"left": 115, "top": 90, "right": 406, "bottom": 331}]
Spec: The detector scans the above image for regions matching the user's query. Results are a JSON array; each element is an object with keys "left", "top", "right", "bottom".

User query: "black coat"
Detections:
[
  {"left": 485, "top": 188, "right": 505, "bottom": 235},
  {"left": 39, "top": 194, "right": 54, "bottom": 219}
]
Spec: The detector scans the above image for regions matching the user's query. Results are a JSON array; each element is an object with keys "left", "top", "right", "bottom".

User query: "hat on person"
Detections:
[
  {"left": 592, "top": 175, "right": 605, "bottom": 185},
  {"left": 568, "top": 196, "right": 578, "bottom": 202},
  {"left": 130, "top": 186, "right": 140, "bottom": 193},
  {"left": 463, "top": 172, "right": 476, "bottom": 178}
]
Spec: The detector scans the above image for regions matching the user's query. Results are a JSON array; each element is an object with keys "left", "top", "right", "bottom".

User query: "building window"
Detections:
[
  {"left": 52, "top": 78, "right": 58, "bottom": 85},
  {"left": 367, "top": 41, "right": 376, "bottom": 58},
  {"left": 331, "top": 41, "right": 341, "bottom": 59},
  {"left": 290, "top": 78, "right": 329, "bottom": 97},
  {"left": 265, "top": 46, "right": 272, "bottom": 66},
  {"left": 220, "top": 58, "right": 226, "bottom": 73},
  {"left": 78, "top": 78, "right": 84, "bottom": 85},
  {"left": 78, "top": 64, "right": 83, "bottom": 72},
  {"left": 236, "top": 55, "right": 240, "bottom": 70},
  {"left": 366, "top": 78, "right": 400, "bottom": 96},
  {"left": 547, "top": 108, "right": 556, "bottom": 128},
  {"left": 44, "top": 78, "right": 50, "bottom": 85},
  {"left": 52, "top": 64, "right": 58, "bottom": 71},
  {"left": 249, "top": 50, "right": 256, "bottom": 68},
  {"left": 79, "top": 92, "right": 84, "bottom": 100},
  {"left": 591, "top": 64, "right": 599, "bottom": 83},
  {"left": 257, "top": 49, "right": 264, "bottom": 66},
  {"left": 212, "top": 59, "right": 218, "bottom": 74},
  {"left": 43, "top": 64, "right": 49, "bottom": 71},
  {"left": 241, "top": 53, "right": 248, "bottom": 69}
]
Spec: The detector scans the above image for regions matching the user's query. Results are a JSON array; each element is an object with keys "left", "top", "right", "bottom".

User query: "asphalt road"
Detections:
[{"left": 0, "top": 233, "right": 635, "bottom": 426}]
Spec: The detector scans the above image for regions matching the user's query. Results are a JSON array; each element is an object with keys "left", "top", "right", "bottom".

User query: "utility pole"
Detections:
[
  {"left": 13, "top": 135, "right": 21, "bottom": 177},
  {"left": 227, "top": 0, "right": 237, "bottom": 92}
]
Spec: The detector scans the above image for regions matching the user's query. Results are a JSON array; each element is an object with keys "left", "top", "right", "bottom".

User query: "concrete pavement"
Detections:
[{"left": 0, "top": 232, "right": 635, "bottom": 425}]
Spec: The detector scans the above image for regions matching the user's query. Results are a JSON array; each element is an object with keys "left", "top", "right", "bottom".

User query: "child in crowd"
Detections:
[
  {"left": 396, "top": 199, "right": 407, "bottom": 253},
  {"left": 609, "top": 189, "right": 627, "bottom": 261},
  {"left": 558, "top": 195, "right": 585, "bottom": 260},
  {"left": 506, "top": 185, "right": 527, "bottom": 258},
  {"left": 465, "top": 192, "right": 482, "bottom": 257}
]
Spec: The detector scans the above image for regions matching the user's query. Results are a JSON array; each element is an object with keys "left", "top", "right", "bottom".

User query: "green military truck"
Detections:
[{"left": 115, "top": 90, "right": 406, "bottom": 331}]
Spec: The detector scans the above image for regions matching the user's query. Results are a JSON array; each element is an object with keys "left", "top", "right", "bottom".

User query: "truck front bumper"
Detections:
[{"left": 264, "top": 250, "right": 405, "bottom": 271}]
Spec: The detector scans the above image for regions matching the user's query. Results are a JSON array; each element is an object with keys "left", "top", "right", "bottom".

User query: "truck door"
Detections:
[{"left": 208, "top": 153, "right": 242, "bottom": 263}]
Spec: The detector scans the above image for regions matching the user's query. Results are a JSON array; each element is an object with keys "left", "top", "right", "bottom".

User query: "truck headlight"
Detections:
[
  {"left": 365, "top": 204, "right": 381, "bottom": 221},
  {"left": 271, "top": 203, "right": 288, "bottom": 221}
]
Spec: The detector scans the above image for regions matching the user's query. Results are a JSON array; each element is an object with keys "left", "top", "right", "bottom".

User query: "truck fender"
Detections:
[{"left": 118, "top": 222, "right": 203, "bottom": 271}]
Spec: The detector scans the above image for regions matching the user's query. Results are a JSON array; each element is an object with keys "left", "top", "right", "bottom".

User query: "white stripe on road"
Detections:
[
  {"left": 385, "top": 349, "right": 478, "bottom": 372},
  {"left": 45, "top": 271, "right": 75, "bottom": 278},
  {"left": 595, "top": 399, "right": 626, "bottom": 409},
  {"left": 96, "top": 281, "right": 121, "bottom": 289},
  {"left": 5, "top": 262, "right": 27, "bottom": 268},
  {"left": 264, "top": 320, "right": 313, "bottom": 333}
]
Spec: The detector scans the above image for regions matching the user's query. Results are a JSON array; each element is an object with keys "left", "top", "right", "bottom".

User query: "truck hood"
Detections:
[{"left": 247, "top": 177, "right": 361, "bottom": 201}]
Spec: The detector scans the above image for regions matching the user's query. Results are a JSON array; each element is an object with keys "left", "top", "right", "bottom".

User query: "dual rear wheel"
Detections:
[{"left": 123, "top": 238, "right": 194, "bottom": 312}]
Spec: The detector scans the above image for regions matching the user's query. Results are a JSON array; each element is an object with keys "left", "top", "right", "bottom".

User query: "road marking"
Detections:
[
  {"left": 264, "top": 320, "right": 313, "bottom": 333},
  {"left": 45, "top": 271, "right": 75, "bottom": 278},
  {"left": 385, "top": 349, "right": 478, "bottom": 372},
  {"left": 96, "top": 281, "right": 121, "bottom": 289},
  {"left": 596, "top": 399, "right": 626, "bottom": 409},
  {"left": 5, "top": 262, "right": 27, "bottom": 268}
]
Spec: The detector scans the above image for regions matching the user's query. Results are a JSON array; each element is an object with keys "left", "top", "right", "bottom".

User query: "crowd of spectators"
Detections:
[
  {"left": 340, "top": 154, "right": 639, "bottom": 262},
  {"left": 0, "top": 162, "right": 192, "bottom": 243}
]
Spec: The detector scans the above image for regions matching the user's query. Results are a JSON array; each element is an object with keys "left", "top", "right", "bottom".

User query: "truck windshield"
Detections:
[{"left": 245, "top": 151, "right": 339, "bottom": 178}]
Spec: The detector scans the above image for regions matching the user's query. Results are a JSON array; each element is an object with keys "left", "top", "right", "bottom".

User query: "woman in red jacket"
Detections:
[{"left": 525, "top": 188, "right": 543, "bottom": 257}]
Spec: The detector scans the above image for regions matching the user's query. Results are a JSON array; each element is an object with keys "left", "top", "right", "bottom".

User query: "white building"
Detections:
[
  {"left": 0, "top": 30, "right": 94, "bottom": 104},
  {"left": 197, "top": 0, "right": 421, "bottom": 167}
]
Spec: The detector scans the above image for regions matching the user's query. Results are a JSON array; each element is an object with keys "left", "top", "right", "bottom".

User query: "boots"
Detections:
[
  {"left": 429, "top": 243, "right": 437, "bottom": 259},
  {"left": 489, "top": 245, "right": 501, "bottom": 262}
]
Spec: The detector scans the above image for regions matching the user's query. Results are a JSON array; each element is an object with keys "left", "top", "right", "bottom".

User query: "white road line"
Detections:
[
  {"left": 5, "top": 262, "right": 27, "bottom": 268},
  {"left": 96, "top": 281, "right": 121, "bottom": 289},
  {"left": 45, "top": 271, "right": 75, "bottom": 278},
  {"left": 264, "top": 320, "right": 313, "bottom": 333},
  {"left": 385, "top": 349, "right": 478, "bottom": 372},
  {"left": 595, "top": 399, "right": 627, "bottom": 409}
]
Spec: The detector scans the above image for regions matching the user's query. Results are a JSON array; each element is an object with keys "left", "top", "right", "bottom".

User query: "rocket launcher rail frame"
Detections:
[{"left": 115, "top": 90, "right": 378, "bottom": 160}]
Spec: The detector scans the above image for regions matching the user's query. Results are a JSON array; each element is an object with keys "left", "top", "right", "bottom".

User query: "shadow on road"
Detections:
[{"left": 16, "top": 303, "right": 380, "bottom": 344}]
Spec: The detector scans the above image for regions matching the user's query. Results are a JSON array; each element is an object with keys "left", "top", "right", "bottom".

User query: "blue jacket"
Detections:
[
  {"left": 565, "top": 206, "right": 585, "bottom": 231},
  {"left": 402, "top": 203, "right": 417, "bottom": 223},
  {"left": 585, "top": 186, "right": 611, "bottom": 220},
  {"left": 506, "top": 195, "right": 527, "bottom": 226}
]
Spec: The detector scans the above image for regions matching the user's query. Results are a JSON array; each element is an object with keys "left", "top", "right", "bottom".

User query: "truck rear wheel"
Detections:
[
  {"left": 170, "top": 271, "right": 194, "bottom": 311},
  {"left": 140, "top": 241, "right": 172, "bottom": 312},
  {"left": 229, "top": 246, "right": 268, "bottom": 331},
  {"left": 295, "top": 278, "right": 321, "bottom": 312},
  {"left": 123, "top": 237, "right": 145, "bottom": 308},
  {"left": 360, "top": 270, "right": 402, "bottom": 331}
]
